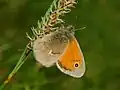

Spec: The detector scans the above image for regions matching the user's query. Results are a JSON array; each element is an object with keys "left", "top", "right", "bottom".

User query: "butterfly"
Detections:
[{"left": 33, "top": 25, "right": 85, "bottom": 78}]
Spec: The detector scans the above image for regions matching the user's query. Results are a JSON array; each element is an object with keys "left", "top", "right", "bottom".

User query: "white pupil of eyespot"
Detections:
[{"left": 74, "top": 63, "right": 79, "bottom": 68}]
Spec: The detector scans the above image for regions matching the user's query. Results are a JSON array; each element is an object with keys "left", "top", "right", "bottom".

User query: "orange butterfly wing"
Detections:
[{"left": 56, "top": 37, "right": 85, "bottom": 78}]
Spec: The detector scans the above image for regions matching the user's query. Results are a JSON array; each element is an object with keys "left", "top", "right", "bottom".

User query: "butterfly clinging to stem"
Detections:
[{"left": 0, "top": 0, "right": 85, "bottom": 89}]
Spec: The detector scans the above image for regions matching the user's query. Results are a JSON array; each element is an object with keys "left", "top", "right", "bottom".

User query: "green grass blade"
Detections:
[{"left": 0, "top": 43, "right": 32, "bottom": 89}]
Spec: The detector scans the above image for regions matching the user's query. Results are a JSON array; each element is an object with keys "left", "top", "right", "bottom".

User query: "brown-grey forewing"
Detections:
[{"left": 33, "top": 32, "right": 68, "bottom": 67}]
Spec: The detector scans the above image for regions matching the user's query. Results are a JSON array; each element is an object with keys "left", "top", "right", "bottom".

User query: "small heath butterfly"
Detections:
[{"left": 33, "top": 25, "right": 85, "bottom": 78}]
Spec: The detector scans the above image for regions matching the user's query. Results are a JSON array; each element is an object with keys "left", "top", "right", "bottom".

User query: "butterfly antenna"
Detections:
[{"left": 74, "top": 26, "right": 86, "bottom": 32}]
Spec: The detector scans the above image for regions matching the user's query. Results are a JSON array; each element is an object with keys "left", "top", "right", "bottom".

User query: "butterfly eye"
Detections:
[{"left": 74, "top": 62, "right": 80, "bottom": 68}]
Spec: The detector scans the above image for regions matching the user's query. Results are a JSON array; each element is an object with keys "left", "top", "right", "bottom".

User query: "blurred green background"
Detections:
[{"left": 0, "top": 0, "right": 120, "bottom": 90}]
